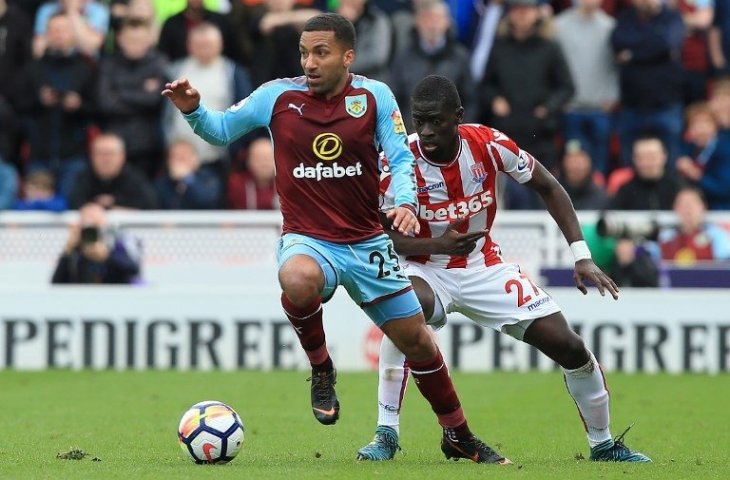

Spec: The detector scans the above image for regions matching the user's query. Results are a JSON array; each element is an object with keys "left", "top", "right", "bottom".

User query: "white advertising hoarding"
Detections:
[{"left": 0, "top": 286, "right": 728, "bottom": 373}]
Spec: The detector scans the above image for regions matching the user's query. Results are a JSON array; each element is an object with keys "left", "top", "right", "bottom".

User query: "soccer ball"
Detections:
[{"left": 178, "top": 400, "right": 245, "bottom": 464}]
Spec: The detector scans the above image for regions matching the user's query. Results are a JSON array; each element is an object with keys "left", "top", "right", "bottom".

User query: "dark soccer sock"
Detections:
[
  {"left": 409, "top": 349, "right": 470, "bottom": 437},
  {"left": 281, "top": 293, "right": 333, "bottom": 371}
]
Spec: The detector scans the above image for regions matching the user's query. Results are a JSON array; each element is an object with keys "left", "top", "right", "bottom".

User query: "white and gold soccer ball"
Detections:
[{"left": 178, "top": 400, "right": 245, "bottom": 464}]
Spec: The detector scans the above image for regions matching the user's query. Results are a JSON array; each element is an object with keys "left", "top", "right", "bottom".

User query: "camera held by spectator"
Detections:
[
  {"left": 596, "top": 213, "right": 660, "bottom": 287},
  {"left": 596, "top": 214, "right": 660, "bottom": 242},
  {"left": 51, "top": 202, "right": 142, "bottom": 284}
]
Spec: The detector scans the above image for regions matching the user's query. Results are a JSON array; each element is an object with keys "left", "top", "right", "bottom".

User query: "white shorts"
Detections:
[{"left": 402, "top": 261, "right": 562, "bottom": 341}]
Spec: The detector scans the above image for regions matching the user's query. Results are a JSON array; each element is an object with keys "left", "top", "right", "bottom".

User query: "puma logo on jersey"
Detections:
[{"left": 288, "top": 103, "right": 305, "bottom": 116}]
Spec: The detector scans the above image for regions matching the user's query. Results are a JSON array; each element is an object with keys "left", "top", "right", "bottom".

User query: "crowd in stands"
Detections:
[{"left": 1, "top": 0, "right": 729, "bottom": 272}]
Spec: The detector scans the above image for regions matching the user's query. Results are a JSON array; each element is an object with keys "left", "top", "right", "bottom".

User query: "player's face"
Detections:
[
  {"left": 299, "top": 31, "right": 354, "bottom": 98},
  {"left": 411, "top": 99, "right": 463, "bottom": 163}
]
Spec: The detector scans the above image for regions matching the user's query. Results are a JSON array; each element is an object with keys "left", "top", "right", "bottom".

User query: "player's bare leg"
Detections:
[
  {"left": 523, "top": 313, "right": 651, "bottom": 462},
  {"left": 279, "top": 255, "right": 338, "bottom": 425},
  {"left": 380, "top": 313, "right": 511, "bottom": 464}
]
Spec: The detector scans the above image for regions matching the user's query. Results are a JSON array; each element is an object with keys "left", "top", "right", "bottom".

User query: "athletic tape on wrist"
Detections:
[{"left": 570, "top": 240, "right": 592, "bottom": 262}]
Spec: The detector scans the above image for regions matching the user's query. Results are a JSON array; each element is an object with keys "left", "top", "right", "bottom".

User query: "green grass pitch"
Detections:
[{"left": 0, "top": 370, "right": 728, "bottom": 480}]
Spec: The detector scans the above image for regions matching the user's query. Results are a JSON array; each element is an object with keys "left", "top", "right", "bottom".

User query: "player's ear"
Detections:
[
  {"left": 455, "top": 106, "right": 464, "bottom": 124},
  {"left": 343, "top": 49, "right": 355, "bottom": 68}
]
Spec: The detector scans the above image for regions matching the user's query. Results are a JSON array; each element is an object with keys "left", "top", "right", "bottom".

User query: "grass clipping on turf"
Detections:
[{"left": 56, "top": 448, "right": 101, "bottom": 461}]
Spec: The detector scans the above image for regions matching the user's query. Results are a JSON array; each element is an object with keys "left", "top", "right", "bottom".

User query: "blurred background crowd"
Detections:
[{"left": 1, "top": 0, "right": 730, "bottom": 284}]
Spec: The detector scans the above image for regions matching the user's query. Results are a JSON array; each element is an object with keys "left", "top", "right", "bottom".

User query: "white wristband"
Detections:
[{"left": 570, "top": 240, "right": 592, "bottom": 262}]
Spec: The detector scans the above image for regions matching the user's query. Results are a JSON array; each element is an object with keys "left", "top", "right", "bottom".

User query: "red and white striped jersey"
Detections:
[{"left": 380, "top": 124, "right": 536, "bottom": 269}]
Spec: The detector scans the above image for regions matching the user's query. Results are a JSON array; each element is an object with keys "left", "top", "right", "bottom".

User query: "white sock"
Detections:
[
  {"left": 376, "top": 335, "right": 408, "bottom": 435},
  {"left": 563, "top": 351, "right": 612, "bottom": 447}
]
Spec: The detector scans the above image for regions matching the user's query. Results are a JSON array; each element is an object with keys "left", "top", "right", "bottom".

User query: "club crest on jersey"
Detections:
[
  {"left": 230, "top": 97, "right": 249, "bottom": 112},
  {"left": 345, "top": 94, "right": 367, "bottom": 118},
  {"left": 471, "top": 162, "right": 488, "bottom": 183}
]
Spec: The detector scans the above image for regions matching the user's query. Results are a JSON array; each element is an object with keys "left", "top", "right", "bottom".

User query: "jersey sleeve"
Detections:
[
  {"left": 182, "top": 81, "right": 284, "bottom": 146},
  {"left": 708, "top": 224, "right": 730, "bottom": 260},
  {"left": 489, "top": 127, "right": 535, "bottom": 184},
  {"left": 366, "top": 80, "right": 417, "bottom": 211},
  {"left": 378, "top": 155, "right": 396, "bottom": 212}
]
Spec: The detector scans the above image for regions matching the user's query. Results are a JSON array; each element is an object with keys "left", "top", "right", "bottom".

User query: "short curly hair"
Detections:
[
  {"left": 303, "top": 13, "right": 356, "bottom": 50},
  {"left": 411, "top": 75, "right": 462, "bottom": 111}
]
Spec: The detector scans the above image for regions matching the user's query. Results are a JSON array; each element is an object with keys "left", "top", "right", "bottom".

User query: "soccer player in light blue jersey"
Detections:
[{"left": 163, "top": 13, "right": 509, "bottom": 463}]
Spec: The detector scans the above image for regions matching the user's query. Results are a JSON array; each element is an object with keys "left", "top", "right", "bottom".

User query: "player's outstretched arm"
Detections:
[
  {"left": 161, "top": 78, "right": 201, "bottom": 114},
  {"left": 380, "top": 213, "right": 486, "bottom": 256},
  {"left": 525, "top": 161, "right": 619, "bottom": 300}
]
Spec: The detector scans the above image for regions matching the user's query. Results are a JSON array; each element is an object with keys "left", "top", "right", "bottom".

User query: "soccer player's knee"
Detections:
[
  {"left": 281, "top": 281, "right": 319, "bottom": 306},
  {"left": 397, "top": 327, "right": 435, "bottom": 360},
  {"left": 564, "top": 335, "right": 588, "bottom": 364},
  {"left": 279, "top": 264, "right": 322, "bottom": 306}
]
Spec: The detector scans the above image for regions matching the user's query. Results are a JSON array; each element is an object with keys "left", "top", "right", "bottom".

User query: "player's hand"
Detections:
[
  {"left": 161, "top": 78, "right": 201, "bottom": 114},
  {"left": 386, "top": 206, "right": 420, "bottom": 236},
  {"left": 573, "top": 258, "right": 619, "bottom": 300},
  {"left": 435, "top": 216, "right": 488, "bottom": 256}
]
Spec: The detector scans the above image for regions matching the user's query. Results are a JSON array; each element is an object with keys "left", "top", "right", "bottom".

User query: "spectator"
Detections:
[
  {"left": 609, "top": 135, "right": 681, "bottom": 210},
  {"left": 389, "top": 0, "right": 417, "bottom": 58},
  {"left": 338, "top": 0, "right": 393, "bottom": 82},
  {"left": 469, "top": 0, "right": 504, "bottom": 84},
  {"left": 15, "top": 12, "right": 96, "bottom": 199},
  {"left": 153, "top": 0, "right": 231, "bottom": 25},
  {"left": 51, "top": 202, "right": 143, "bottom": 284},
  {"left": 97, "top": 19, "right": 168, "bottom": 178},
  {"left": 0, "top": 0, "right": 32, "bottom": 164},
  {"left": 13, "top": 170, "right": 67, "bottom": 211},
  {"left": 660, "top": 186, "right": 730, "bottom": 264},
  {"left": 611, "top": 237, "right": 660, "bottom": 287},
  {"left": 390, "top": 0, "right": 477, "bottom": 132},
  {"left": 157, "top": 0, "right": 240, "bottom": 62},
  {"left": 33, "top": 0, "right": 110, "bottom": 58},
  {"left": 443, "top": 0, "right": 483, "bottom": 46},
  {"left": 559, "top": 140, "right": 609, "bottom": 210},
  {"left": 68, "top": 133, "right": 157, "bottom": 210},
  {"left": 108, "top": 0, "right": 159, "bottom": 51},
  {"left": 675, "top": 102, "right": 730, "bottom": 210},
  {"left": 0, "top": 156, "right": 18, "bottom": 209},
  {"left": 555, "top": 0, "right": 618, "bottom": 175},
  {"left": 235, "top": 0, "right": 320, "bottom": 84},
  {"left": 709, "top": 75, "right": 730, "bottom": 129},
  {"left": 154, "top": 139, "right": 221, "bottom": 209},
  {"left": 480, "top": 0, "right": 574, "bottom": 171},
  {"left": 228, "top": 137, "right": 278, "bottom": 210},
  {"left": 611, "top": 0, "right": 685, "bottom": 165},
  {"left": 709, "top": 0, "right": 730, "bottom": 75},
  {"left": 164, "top": 22, "right": 252, "bottom": 178},
  {"left": 677, "top": 0, "right": 714, "bottom": 104}
]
